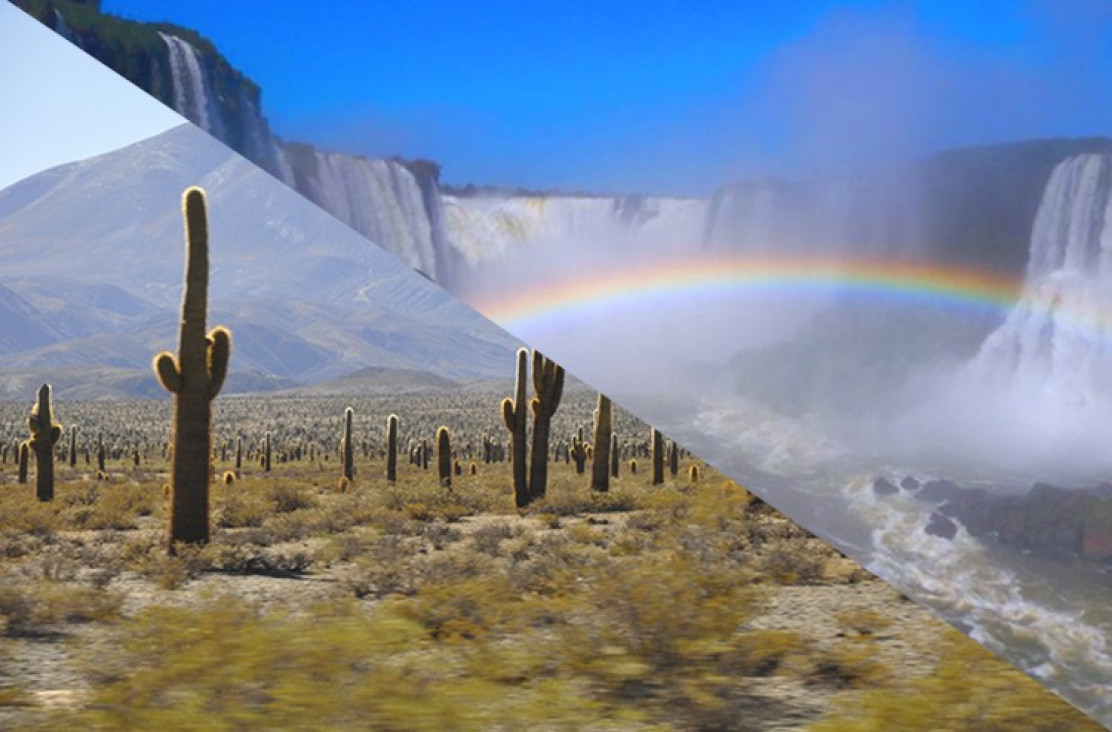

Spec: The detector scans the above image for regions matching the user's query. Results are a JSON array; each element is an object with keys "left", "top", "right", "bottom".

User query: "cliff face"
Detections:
[
  {"left": 12, "top": 0, "right": 465, "bottom": 283},
  {"left": 14, "top": 0, "right": 1112, "bottom": 291},
  {"left": 704, "top": 138, "right": 1112, "bottom": 276},
  {"left": 14, "top": 0, "right": 286, "bottom": 177}
]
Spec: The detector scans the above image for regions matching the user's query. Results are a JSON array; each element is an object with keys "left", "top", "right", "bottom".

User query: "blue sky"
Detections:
[
  {"left": 0, "top": 3, "right": 179, "bottom": 189},
  {"left": 8, "top": 1, "right": 1112, "bottom": 195}
]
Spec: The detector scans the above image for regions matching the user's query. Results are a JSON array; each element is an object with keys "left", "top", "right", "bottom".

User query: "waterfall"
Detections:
[
  {"left": 701, "top": 175, "right": 925, "bottom": 261},
  {"left": 969, "top": 153, "right": 1112, "bottom": 405},
  {"left": 158, "top": 32, "right": 220, "bottom": 137},
  {"left": 441, "top": 194, "right": 706, "bottom": 264},
  {"left": 279, "top": 147, "right": 452, "bottom": 282}
]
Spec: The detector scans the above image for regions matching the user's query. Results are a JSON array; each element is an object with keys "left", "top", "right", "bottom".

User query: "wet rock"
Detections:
[
  {"left": 918, "top": 479, "right": 962, "bottom": 504},
  {"left": 925, "top": 511, "right": 958, "bottom": 540},
  {"left": 872, "top": 477, "right": 898, "bottom": 496},
  {"left": 1081, "top": 524, "right": 1112, "bottom": 562},
  {"left": 900, "top": 476, "right": 920, "bottom": 491}
]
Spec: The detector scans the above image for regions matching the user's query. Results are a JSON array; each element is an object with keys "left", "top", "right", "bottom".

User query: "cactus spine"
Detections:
[
  {"left": 528, "top": 350, "right": 565, "bottom": 505},
  {"left": 386, "top": 414, "right": 398, "bottom": 483},
  {"left": 502, "top": 348, "right": 530, "bottom": 507},
  {"left": 341, "top": 407, "right": 355, "bottom": 482},
  {"left": 591, "top": 393, "right": 612, "bottom": 492},
  {"left": 153, "top": 187, "right": 231, "bottom": 548},
  {"left": 437, "top": 426, "right": 452, "bottom": 488},
  {"left": 27, "top": 384, "right": 62, "bottom": 501},
  {"left": 651, "top": 428, "right": 664, "bottom": 486}
]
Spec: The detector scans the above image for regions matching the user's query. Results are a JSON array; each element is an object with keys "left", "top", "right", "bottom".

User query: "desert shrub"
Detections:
[
  {"left": 809, "top": 628, "right": 1103, "bottom": 730},
  {"left": 130, "top": 543, "right": 209, "bottom": 590},
  {"left": 806, "top": 639, "right": 891, "bottom": 689},
  {"left": 415, "top": 522, "right": 461, "bottom": 551},
  {"left": 0, "top": 532, "right": 45, "bottom": 559},
  {"left": 398, "top": 574, "right": 516, "bottom": 642},
  {"left": 268, "top": 482, "right": 317, "bottom": 513},
  {"left": 0, "top": 579, "right": 122, "bottom": 636},
  {"left": 214, "top": 490, "right": 270, "bottom": 528},
  {"left": 553, "top": 549, "right": 765, "bottom": 723},
  {"left": 343, "top": 535, "right": 421, "bottom": 599},
  {"left": 0, "top": 494, "right": 57, "bottom": 537},
  {"left": 751, "top": 539, "right": 828, "bottom": 585},
  {"left": 201, "top": 542, "right": 315, "bottom": 576},
  {"left": 531, "top": 484, "right": 641, "bottom": 516},
  {"left": 469, "top": 521, "right": 523, "bottom": 556},
  {"left": 56, "top": 595, "right": 609, "bottom": 730}
]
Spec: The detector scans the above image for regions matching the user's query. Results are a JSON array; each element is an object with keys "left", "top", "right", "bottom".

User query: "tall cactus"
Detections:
[
  {"left": 651, "top": 428, "right": 664, "bottom": 486},
  {"left": 570, "top": 428, "right": 587, "bottom": 474},
  {"left": 386, "top": 414, "right": 399, "bottom": 483},
  {"left": 263, "top": 432, "right": 272, "bottom": 472},
  {"left": 153, "top": 187, "right": 231, "bottom": 548},
  {"left": 669, "top": 440, "right": 679, "bottom": 477},
  {"left": 27, "top": 384, "right": 62, "bottom": 501},
  {"left": 68, "top": 425, "right": 77, "bottom": 468},
  {"left": 437, "top": 426, "right": 452, "bottom": 488},
  {"left": 591, "top": 393, "right": 612, "bottom": 492},
  {"left": 341, "top": 407, "right": 355, "bottom": 482},
  {"left": 96, "top": 433, "right": 106, "bottom": 472},
  {"left": 610, "top": 434, "right": 620, "bottom": 478},
  {"left": 528, "top": 350, "right": 565, "bottom": 504},
  {"left": 502, "top": 348, "right": 530, "bottom": 507},
  {"left": 17, "top": 441, "right": 29, "bottom": 485}
]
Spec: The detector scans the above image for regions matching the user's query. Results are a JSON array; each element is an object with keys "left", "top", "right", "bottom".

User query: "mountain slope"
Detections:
[{"left": 0, "top": 125, "right": 521, "bottom": 396}]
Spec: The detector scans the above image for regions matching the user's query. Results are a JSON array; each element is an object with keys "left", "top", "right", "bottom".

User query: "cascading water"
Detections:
[
  {"left": 281, "top": 148, "right": 451, "bottom": 282},
  {"left": 970, "top": 153, "right": 1112, "bottom": 406},
  {"left": 158, "top": 33, "right": 219, "bottom": 138},
  {"left": 441, "top": 194, "right": 706, "bottom": 263}
]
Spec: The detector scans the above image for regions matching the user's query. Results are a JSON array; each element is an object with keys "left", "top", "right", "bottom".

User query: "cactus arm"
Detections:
[
  {"left": 206, "top": 327, "right": 231, "bottom": 399},
  {"left": 154, "top": 352, "right": 183, "bottom": 392}
]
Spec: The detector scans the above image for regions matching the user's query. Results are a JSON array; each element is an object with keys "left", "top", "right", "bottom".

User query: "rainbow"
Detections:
[{"left": 473, "top": 255, "right": 1029, "bottom": 330}]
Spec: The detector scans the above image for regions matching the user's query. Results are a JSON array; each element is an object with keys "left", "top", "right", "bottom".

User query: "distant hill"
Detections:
[
  {"left": 289, "top": 367, "right": 460, "bottom": 396},
  {"left": 0, "top": 125, "right": 522, "bottom": 398}
]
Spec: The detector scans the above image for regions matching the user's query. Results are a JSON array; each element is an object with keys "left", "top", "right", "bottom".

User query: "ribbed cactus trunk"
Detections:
[
  {"left": 342, "top": 407, "right": 355, "bottom": 482},
  {"left": 235, "top": 436, "right": 243, "bottom": 472},
  {"left": 502, "top": 348, "right": 530, "bottom": 507},
  {"left": 591, "top": 393, "right": 612, "bottom": 492},
  {"left": 386, "top": 414, "right": 398, "bottom": 483},
  {"left": 17, "top": 441, "right": 29, "bottom": 485},
  {"left": 68, "top": 426, "right": 77, "bottom": 468},
  {"left": 153, "top": 187, "right": 231, "bottom": 549},
  {"left": 651, "top": 428, "right": 664, "bottom": 486},
  {"left": 610, "top": 434, "right": 619, "bottom": 478},
  {"left": 437, "top": 426, "right": 452, "bottom": 488},
  {"left": 528, "top": 351, "right": 564, "bottom": 505},
  {"left": 669, "top": 441, "right": 679, "bottom": 477},
  {"left": 27, "top": 384, "right": 62, "bottom": 502}
]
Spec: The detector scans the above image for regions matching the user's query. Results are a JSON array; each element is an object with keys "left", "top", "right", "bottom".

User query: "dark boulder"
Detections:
[
  {"left": 925, "top": 511, "right": 958, "bottom": 540},
  {"left": 872, "top": 477, "right": 899, "bottom": 496}
]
